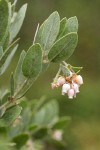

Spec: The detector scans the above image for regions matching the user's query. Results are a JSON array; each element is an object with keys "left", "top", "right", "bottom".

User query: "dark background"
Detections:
[{"left": 3, "top": 0, "right": 100, "bottom": 149}]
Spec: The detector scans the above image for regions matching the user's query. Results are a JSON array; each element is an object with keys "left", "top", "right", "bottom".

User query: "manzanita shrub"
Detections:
[{"left": 0, "top": 0, "right": 83, "bottom": 149}]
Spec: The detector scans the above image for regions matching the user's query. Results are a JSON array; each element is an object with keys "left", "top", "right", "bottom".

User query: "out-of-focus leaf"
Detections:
[
  {"left": 0, "top": 145, "right": 11, "bottom": 150},
  {"left": 20, "top": 98, "right": 29, "bottom": 109},
  {"left": 9, "top": 123, "right": 23, "bottom": 139},
  {"left": 33, "top": 127, "right": 48, "bottom": 139},
  {"left": 0, "top": 0, "right": 10, "bottom": 46},
  {"left": 36, "top": 11, "right": 60, "bottom": 53},
  {"left": 0, "top": 127, "right": 7, "bottom": 138},
  {"left": 9, "top": 106, "right": 30, "bottom": 138},
  {"left": 14, "top": 50, "right": 26, "bottom": 89},
  {"left": 10, "top": 4, "right": 27, "bottom": 41},
  {"left": 0, "top": 105, "right": 22, "bottom": 127},
  {"left": 28, "top": 124, "right": 38, "bottom": 131},
  {"left": 48, "top": 32, "right": 78, "bottom": 62},
  {"left": 48, "top": 138, "right": 67, "bottom": 149},
  {"left": 33, "top": 100, "right": 59, "bottom": 126},
  {"left": 21, "top": 108, "right": 31, "bottom": 129},
  {"left": 12, "top": 133, "right": 29, "bottom": 149},
  {"left": 34, "top": 96, "right": 47, "bottom": 112},
  {"left": 52, "top": 117, "right": 71, "bottom": 130},
  {"left": 22, "top": 44, "right": 42, "bottom": 78},
  {"left": 0, "top": 127, "right": 11, "bottom": 150}
]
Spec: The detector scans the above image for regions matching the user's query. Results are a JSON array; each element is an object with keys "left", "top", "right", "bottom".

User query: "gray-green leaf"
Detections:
[
  {"left": 66, "top": 16, "right": 78, "bottom": 33},
  {"left": 0, "top": 105, "right": 22, "bottom": 127},
  {"left": 60, "top": 64, "right": 70, "bottom": 76},
  {"left": 22, "top": 44, "right": 42, "bottom": 78},
  {"left": 3, "top": 32, "right": 10, "bottom": 50},
  {"left": 48, "top": 32, "right": 78, "bottom": 62},
  {"left": 33, "top": 23, "right": 39, "bottom": 44},
  {"left": 36, "top": 11, "right": 60, "bottom": 53},
  {"left": 0, "top": 44, "right": 18, "bottom": 75},
  {"left": 0, "top": 39, "right": 19, "bottom": 68},
  {"left": 33, "top": 100, "right": 59, "bottom": 126},
  {"left": 0, "top": 91, "right": 10, "bottom": 105},
  {"left": 14, "top": 50, "right": 26, "bottom": 89},
  {"left": 57, "top": 17, "right": 67, "bottom": 39},
  {"left": 0, "top": 0, "right": 10, "bottom": 46},
  {"left": 10, "top": 4, "right": 27, "bottom": 42}
]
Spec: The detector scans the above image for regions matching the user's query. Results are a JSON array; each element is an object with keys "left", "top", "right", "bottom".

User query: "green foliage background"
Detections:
[{"left": 1, "top": 0, "right": 100, "bottom": 149}]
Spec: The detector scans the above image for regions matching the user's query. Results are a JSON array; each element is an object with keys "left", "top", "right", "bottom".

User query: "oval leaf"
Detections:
[
  {"left": 48, "top": 32, "right": 78, "bottom": 62},
  {"left": 10, "top": 4, "right": 27, "bottom": 42},
  {"left": 0, "top": 44, "right": 19, "bottom": 75},
  {"left": 22, "top": 44, "right": 42, "bottom": 78},
  {"left": 33, "top": 127, "right": 48, "bottom": 139},
  {"left": 14, "top": 50, "right": 26, "bottom": 89},
  {"left": 66, "top": 16, "right": 78, "bottom": 33},
  {"left": 0, "top": 105, "right": 22, "bottom": 127},
  {"left": 0, "top": 38, "right": 19, "bottom": 68},
  {"left": 33, "top": 100, "right": 59, "bottom": 126},
  {"left": 36, "top": 11, "right": 60, "bottom": 53},
  {"left": 52, "top": 116, "right": 71, "bottom": 130},
  {"left": 12, "top": 133, "right": 29, "bottom": 149}
]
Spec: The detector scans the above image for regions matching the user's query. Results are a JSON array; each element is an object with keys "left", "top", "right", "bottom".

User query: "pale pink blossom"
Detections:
[
  {"left": 74, "top": 75, "right": 83, "bottom": 85},
  {"left": 67, "top": 89, "right": 75, "bottom": 99},
  {"left": 72, "top": 83, "right": 79, "bottom": 93},
  {"left": 57, "top": 76, "right": 66, "bottom": 86},
  {"left": 62, "top": 83, "right": 70, "bottom": 95}
]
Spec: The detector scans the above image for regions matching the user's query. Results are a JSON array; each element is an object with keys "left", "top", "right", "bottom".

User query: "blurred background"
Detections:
[{"left": 2, "top": 0, "right": 100, "bottom": 149}]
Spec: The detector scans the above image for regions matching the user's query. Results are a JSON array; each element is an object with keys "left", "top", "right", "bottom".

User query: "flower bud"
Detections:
[
  {"left": 62, "top": 83, "right": 70, "bottom": 95},
  {"left": 72, "top": 83, "right": 79, "bottom": 93},
  {"left": 67, "top": 89, "right": 75, "bottom": 99},
  {"left": 73, "top": 75, "right": 83, "bottom": 85},
  {"left": 57, "top": 76, "right": 66, "bottom": 86}
]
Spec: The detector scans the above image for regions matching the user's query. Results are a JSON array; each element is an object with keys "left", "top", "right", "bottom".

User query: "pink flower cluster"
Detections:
[{"left": 51, "top": 74, "right": 83, "bottom": 99}]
